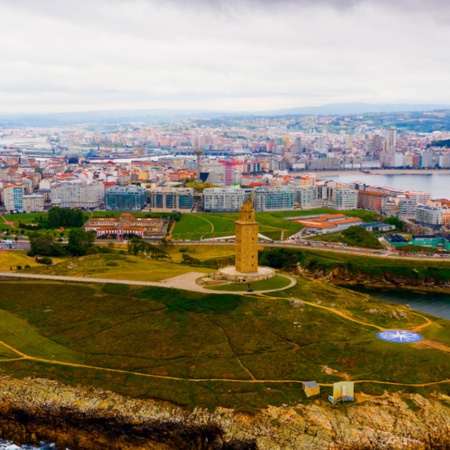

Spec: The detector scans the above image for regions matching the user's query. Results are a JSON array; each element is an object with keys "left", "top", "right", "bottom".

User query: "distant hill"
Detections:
[
  {"left": 1, "top": 103, "right": 450, "bottom": 127},
  {"left": 264, "top": 103, "right": 450, "bottom": 116}
]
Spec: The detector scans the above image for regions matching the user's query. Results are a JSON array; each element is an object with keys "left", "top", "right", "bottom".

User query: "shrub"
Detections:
[
  {"left": 106, "top": 261, "right": 119, "bottom": 266},
  {"left": 37, "top": 257, "right": 53, "bottom": 265},
  {"left": 16, "top": 265, "right": 22, "bottom": 270}
]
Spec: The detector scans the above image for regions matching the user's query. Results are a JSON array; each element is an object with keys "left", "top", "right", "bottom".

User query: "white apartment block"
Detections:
[
  {"left": 396, "top": 197, "right": 417, "bottom": 219},
  {"left": 3, "top": 185, "right": 24, "bottom": 213},
  {"left": 51, "top": 181, "right": 104, "bottom": 209},
  {"left": 405, "top": 191, "right": 431, "bottom": 205},
  {"left": 416, "top": 205, "right": 443, "bottom": 229},
  {"left": 23, "top": 194, "right": 45, "bottom": 213},
  {"left": 202, "top": 188, "right": 246, "bottom": 212},
  {"left": 330, "top": 187, "right": 358, "bottom": 210},
  {"left": 292, "top": 185, "right": 323, "bottom": 210}
]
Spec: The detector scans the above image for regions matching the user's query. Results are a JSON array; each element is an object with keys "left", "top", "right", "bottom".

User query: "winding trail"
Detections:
[
  {"left": 0, "top": 338, "right": 449, "bottom": 388},
  {"left": 196, "top": 215, "right": 215, "bottom": 240},
  {"left": 0, "top": 271, "right": 447, "bottom": 389}
]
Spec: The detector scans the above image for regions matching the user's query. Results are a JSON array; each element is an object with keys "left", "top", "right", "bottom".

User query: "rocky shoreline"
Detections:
[{"left": 1, "top": 376, "right": 450, "bottom": 450}]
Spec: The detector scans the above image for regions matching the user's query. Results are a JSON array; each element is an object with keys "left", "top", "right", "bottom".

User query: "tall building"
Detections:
[
  {"left": 387, "top": 127, "right": 397, "bottom": 154},
  {"left": 235, "top": 200, "right": 259, "bottom": 273},
  {"left": 105, "top": 185, "right": 147, "bottom": 211}
]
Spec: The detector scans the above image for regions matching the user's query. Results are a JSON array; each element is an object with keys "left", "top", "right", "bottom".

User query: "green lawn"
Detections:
[
  {"left": 23, "top": 253, "right": 213, "bottom": 281},
  {"left": 208, "top": 274, "right": 292, "bottom": 292},
  {"left": 0, "top": 279, "right": 448, "bottom": 411},
  {"left": 172, "top": 209, "right": 380, "bottom": 242},
  {"left": 173, "top": 212, "right": 304, "bottom": 241}
]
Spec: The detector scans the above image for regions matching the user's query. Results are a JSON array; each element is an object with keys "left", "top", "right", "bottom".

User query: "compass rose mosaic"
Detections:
[{"left": 376, "top": 330, "right": 423, "bottom": 343}]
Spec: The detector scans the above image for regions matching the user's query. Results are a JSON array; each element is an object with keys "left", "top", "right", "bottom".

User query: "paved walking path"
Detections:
[{"left": 0, "top": 271, "right": 297, "bottom": 295}]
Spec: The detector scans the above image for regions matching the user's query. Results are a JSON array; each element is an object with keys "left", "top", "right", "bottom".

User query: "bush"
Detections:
[
  {"left": 16, "top": 265, "right": 22, "bottom": 270},
  {"left": 37, "top": 257, "right": 53, "bottom": 265},
  {"left": 106, "top": 261, "right": 119, "bottom": 266}
]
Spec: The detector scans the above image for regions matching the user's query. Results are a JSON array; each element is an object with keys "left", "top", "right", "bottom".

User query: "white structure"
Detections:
[
  {"left": 416, "top": 205, "right": 443, "bottom": 229},
  {"left": 202, "top": 188, "right": 246, "bottom": 212},
  {"left": 22, "top": 194, "right": 45, "bottom": 213},
  {"left": 396, "top": 197, "right": 417, "bottom": 219},
  {"left": 293, "top": 185, "right": 323, "bottom": 210},
  {"left": 51, "top": 181, "right": 104, "bottom": 209},
  {"left": 3, "top": 184, "right": 23, "bottom": 213},
  {"left": 330, "top": 186, "right": 358, "bottom": 210}
]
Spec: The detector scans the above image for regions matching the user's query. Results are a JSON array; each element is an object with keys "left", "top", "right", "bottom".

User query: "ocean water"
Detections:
[
  {"left": 323, "top": 173, "right": 450, "bottom": 199},
  {"left": 345, "top": 286, "right": 450, "bottom": 320}
]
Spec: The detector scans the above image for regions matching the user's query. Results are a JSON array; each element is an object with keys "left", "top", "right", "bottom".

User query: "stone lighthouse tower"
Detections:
[
  {"left": 215, "top": 198, "right": 275, "bottom": 282},
  {"left": 235, "top": 199, "right": 259, "bottom": 273}
]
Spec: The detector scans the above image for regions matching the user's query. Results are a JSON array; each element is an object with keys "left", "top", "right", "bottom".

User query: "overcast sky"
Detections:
[{"left": 1, "top": 0, "right": 449, "bottom": 113}]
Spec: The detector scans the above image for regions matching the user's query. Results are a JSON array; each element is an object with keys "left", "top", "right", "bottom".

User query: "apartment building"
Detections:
[
  {"left": 253, "top": 187, "right": 294, "bottom": 211},
  {"left": 51, "top": 181, "right": 105, "bottom": 209},
  {"left": 22, "top": 194, "right": 45, "bottom": 213},
  {"left": 329, "top": 186, "right": 358, "bottom": 210},
  {"left": 105, "top": 185, "right": 147, "bottom": 211},
  {"left": 148, "top": 187, "right": 194, "bottom": 212},
  {"left": 202, "top": 188, "right": 246, "bottom": 212},
  {"left": 3, "top": 184, "right": 23, "bottom": 213},
  {"left": 415, "top": 205, "right": 444, "bottom": 230}
]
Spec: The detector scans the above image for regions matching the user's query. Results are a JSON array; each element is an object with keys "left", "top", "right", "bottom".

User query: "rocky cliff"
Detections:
[
  {"left": 0, "top": 376, "right": 449, "bottom": 449},
  {"left": 298, "top": 264, "right": 450, "bottom": 290}
]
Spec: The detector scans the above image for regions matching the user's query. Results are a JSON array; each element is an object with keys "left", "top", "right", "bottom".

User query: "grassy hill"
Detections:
[
  {"left": 21, "top": 252, "right": 213, "bottom": 281},
  {"left": 0, "top": 278, "right": 449, "bottom": 411}
]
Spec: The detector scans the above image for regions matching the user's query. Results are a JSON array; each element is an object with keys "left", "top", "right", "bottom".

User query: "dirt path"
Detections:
[
  {"left": 0, "top": 214, "right": 16, "bottom": 229},
  {"left": 197, "top": 215, "right": 214, "bottom": 240},
  {"left": 1, "top": 338, "right": 449, "bottom": 388},
  {"left": 0, "top": 273, "right": 447, "bottom": 389}
]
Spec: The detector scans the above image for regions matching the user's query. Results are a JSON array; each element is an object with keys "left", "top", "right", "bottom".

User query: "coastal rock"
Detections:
[{"left": 1, "top": 376, "right": 450, "bottom": 449}]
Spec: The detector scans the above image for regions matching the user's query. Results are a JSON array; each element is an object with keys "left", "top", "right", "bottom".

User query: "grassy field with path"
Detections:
[{"left": 0, "top": 276, "right": 448, "bottom": 411}]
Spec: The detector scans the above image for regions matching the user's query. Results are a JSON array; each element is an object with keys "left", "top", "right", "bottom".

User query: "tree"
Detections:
[
  {"left": 67, "top": 229, "right": 96, "bottom": 256},
  {"left": 384, "top": 216, "right": 405, "bottom": 231},
  {"left": 47, "top": 207, "right": 85, "bottom": 229},
  {"left": 29, "top": 232, "right": 55, "bottom": 256}
]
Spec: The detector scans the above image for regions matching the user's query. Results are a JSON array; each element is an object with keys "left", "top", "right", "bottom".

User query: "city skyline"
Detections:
[{"left": 1, "top": 0, "right": 450, "bottom": 113}]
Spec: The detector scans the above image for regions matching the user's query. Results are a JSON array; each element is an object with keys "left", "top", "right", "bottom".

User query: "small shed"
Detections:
[
  {"left": 302, "top": 381, "right": 320, "bottom": 398},
  {"left": 328, "top": 381, "right": 355, "bottom": 404}
]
